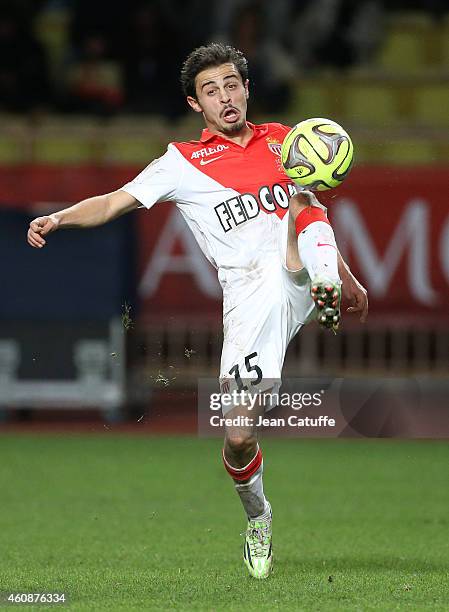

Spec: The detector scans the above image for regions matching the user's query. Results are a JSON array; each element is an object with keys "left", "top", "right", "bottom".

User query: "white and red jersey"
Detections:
[{"left": 121, "top": 122, "right": 300, "bottom": 310}]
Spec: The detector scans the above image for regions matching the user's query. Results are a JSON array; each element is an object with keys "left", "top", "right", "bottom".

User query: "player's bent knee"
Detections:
[
  {"left": 225, "top": 431, "right": 257, "bottom": 457},
  {"left": 222, "top": 439, "right": 262, "bottom": 481}
]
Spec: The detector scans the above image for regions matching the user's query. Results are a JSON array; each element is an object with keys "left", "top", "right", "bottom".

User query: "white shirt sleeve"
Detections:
[{"left": 121, "top": 144, "right": 181, "bottom": 209}]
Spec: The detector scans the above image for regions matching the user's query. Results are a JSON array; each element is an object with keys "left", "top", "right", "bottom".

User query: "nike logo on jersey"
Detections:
[
  {"left": 317, "top": 242, "right": 336, "bottom": 249},
  {"left": 200, "top": 155, "right": 224, "bottom": 165}
]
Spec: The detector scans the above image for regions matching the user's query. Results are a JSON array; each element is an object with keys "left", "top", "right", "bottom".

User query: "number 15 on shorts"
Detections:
[{"left": 228, "top": 352, "right": 263, "bottom": 392}]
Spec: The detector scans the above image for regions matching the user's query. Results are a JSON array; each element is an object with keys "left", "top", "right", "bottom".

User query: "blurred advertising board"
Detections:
[
  {"left": 136, "top": 165, "right": 449, "bottom": 322},
  {"left": 0, "top": 208, "right": 131, "bottom": 413},
  {"left": 1, "top": 165, "right": 448, "bottom": 321}
]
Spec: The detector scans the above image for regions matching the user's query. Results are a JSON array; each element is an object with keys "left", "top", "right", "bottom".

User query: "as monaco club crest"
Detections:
[{"left": 266, "top": 137, "right": 282, "bottom": 157}]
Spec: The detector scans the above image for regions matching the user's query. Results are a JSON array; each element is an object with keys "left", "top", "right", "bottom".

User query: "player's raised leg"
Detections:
[
  {"left": 287, "top": 192, "right": 341, "bottom": 331},
  {"left": 222, "top": 400, "right": 273, "bottom": 579}
]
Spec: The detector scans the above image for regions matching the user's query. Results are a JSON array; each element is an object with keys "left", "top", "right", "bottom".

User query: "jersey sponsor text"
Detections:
[
  {"left": 215, "top": 183, "right": 297, "bottom": 232},
  {"left": 191, "top": 144, "right": 229, "bottom": 159}
]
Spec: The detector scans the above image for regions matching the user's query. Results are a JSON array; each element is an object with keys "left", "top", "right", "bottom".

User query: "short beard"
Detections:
[{"left": 221, "top": 118, "right": 246, "bottom": 134}]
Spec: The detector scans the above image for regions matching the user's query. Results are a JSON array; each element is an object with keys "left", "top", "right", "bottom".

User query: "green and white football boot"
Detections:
[
  {"left": 311, "top": 277, "right": 342, "bottom": 332},
  {"left": 243, "top": 504, "right": 273, "bottom": 579}
]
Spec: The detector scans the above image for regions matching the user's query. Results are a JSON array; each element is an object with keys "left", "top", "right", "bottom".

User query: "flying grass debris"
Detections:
[
  {"left": 122, "top": 302, "right": 134, "bottom": 330},
  {"left": 155, "top": 371, "right": 170, "bottom": 386}
]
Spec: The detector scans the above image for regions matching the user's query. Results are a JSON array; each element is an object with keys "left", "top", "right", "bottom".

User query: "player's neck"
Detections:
[{"left": 206, "top": 122, "right": 254, "bottom": 147}]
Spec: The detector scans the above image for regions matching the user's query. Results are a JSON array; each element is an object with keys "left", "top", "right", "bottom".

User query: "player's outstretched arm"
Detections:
[
  {"left": 337, "top": 251, "right": 368, "bottom": 323},
  {"left": 27, "top": 190, "right": 139, "bottom": 248}
]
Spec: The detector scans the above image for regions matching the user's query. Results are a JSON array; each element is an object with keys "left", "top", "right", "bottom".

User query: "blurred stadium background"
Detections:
[
  {"left": 0, "top": 0, "right": 448, "bottom": 433},
  {"left": 1, "top": 2, "right": 449, "bottom": 609}
]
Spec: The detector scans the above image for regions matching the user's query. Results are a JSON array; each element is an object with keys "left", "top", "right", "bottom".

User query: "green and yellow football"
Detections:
[{"left": 281, "top": 118, "right": 354, "bottom": 191}]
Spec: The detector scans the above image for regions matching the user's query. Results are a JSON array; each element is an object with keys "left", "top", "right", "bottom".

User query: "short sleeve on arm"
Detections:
[{"left": 121, "top": 144, "right": 181, "bottom": 209}]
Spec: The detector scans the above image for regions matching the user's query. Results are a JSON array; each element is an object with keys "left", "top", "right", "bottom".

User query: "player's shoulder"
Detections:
[
  {"left": 147, "top": 141, "right": 199, "bottom": 168},
  {"left": 257, "top": 122, "right": 292, "bottom": 137},
  {"left": 169, "top": 139, "right": 230, "bottom": 161},
  {"left": 169, "top": 139, "right": 203, "bottom": 154}
]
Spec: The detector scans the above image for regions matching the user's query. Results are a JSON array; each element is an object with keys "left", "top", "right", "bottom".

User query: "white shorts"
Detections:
[{"left": 219, "top": 211, "right": 315, "bottom": 410}]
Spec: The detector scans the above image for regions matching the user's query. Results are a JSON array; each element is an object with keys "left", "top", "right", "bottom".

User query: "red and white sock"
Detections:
[
  {"left": 295, "top": 206, "right": 340, "bottom": 282},
  {"left": 222, "top": 445, "right": 270, "bottom": 519}
]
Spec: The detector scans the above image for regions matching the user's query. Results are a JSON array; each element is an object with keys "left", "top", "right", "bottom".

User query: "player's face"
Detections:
[{"left": 187, "top": 63, "right": 249, "bottom": 135}]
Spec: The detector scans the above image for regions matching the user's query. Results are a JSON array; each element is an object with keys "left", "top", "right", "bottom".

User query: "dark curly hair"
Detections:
[{"left": 180, "top": 43, "right": 248, "bottom": 99}]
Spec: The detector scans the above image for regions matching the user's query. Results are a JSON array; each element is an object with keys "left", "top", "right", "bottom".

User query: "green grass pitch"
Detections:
[{"left": 0, "top": 435, "right": 448, "bottom": 610}]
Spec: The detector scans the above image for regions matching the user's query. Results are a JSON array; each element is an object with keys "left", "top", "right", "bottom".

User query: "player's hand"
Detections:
[
  {"left": 342, "top": 274, "right": 368, "bottom": 323},
  {"left": 27, "top": 215, "right": 59, "bottom": 248}
]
